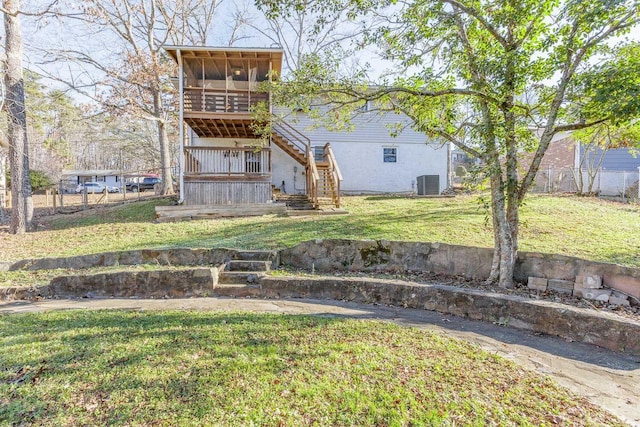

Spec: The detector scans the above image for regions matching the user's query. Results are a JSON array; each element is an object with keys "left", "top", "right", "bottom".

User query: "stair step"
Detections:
[
  {"left": 232, "top": 250, "right": 277, "bottom": 262},
  {"left": 317, "top": 198, "right": 336, "bottom": 204},
  {"left": 219, "top": 271, "right": 266, "bottom": 284},
  {"left": 276, "top": 196, "right": 310, "bottom": 202},
  {"left": 277, "top": 194, "right": 309, "bottom": 198},
  {"left": 213, "top": 284, "right": 261, "bottom": 298},
  {"left": 226, "top": 260, "right": 271, "bottom": 272}
]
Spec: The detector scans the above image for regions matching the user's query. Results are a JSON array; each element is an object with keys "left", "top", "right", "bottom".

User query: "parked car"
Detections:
[
  {"left": 126, "top": 177, "right": 161, "bottom": 192},
  {"left": 75, "top": 182, "right": 120, "bottom": 194}
]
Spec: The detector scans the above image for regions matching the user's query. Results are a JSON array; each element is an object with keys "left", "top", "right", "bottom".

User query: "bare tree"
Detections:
[
  {"left": 38, "top": 0, "right": 239, "bottom": 196},
  {"left": 253, "top": 0, "right": 365, "bottom": 73},
  {"left": 160, "top": 0, "right": 231, "bottom": 46},
  {"left": 2, "top": 0, "right": 33, "bottom": 233}
]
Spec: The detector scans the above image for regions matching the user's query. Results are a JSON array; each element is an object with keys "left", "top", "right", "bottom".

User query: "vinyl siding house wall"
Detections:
[
  {"left": 272, "top": 110, "right": 449, "bottom": 194},
  {"left": 585, "top": 147, "right": 640, "bottom": 171}
]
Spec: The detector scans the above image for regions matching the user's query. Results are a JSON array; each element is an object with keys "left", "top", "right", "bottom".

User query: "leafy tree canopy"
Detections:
[{"left": 262, "top": 0, "right": 640, "bottom": 287}]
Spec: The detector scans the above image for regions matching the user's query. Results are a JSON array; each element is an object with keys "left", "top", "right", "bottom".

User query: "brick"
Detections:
[
  {"left": 583, "top": 289, "right": 612, "bottom": 302},
  {"left": 609, "top": 296, "right": 630, "bottom": 306},
  {"left": 528, "top": 277, "right": 548, "bottom": 291},
  {"left": 575, "top": 275, "right": 602, "bottom": 289},
  {"left": 548, "top": 279, "right": 574, "bottom": 294}
]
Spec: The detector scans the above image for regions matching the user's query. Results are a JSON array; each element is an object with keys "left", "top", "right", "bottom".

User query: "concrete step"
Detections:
[
  {"left": 213, "top": 284, "right": 261, "bottom": 298},
  {"left": 218, "top": 271, "right": 266, "bottom": 284},
  {"left": 226, "top": 260, "right": 271, "bottom": 272}
]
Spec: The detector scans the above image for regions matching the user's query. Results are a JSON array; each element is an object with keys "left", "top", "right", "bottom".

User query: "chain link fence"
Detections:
[{"left": 531, "top": 167, "right": 640, "bottom": 202}]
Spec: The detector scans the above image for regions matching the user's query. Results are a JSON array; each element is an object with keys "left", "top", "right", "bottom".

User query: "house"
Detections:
[
  {"left": 163, "top": 46, "right": 450, "bottom": 213},
  {"left": 585, "top": 146, "right": 640, "bottom": 171},
  {"left": 272, "top": 108, "right": 449, "bottom": 195},
  {"left": 524, "top": 131, "right": 639, "bottom": 196},
  {"left": 61, "top": 170, "right": 125, "bottom": 193},
  {"left": 581, "top": 145, "right": 640, "bottom": 198}
]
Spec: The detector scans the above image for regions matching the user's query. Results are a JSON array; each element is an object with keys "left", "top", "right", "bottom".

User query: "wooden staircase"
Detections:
[
  {"left": 271, "top": 131, "right": 306, "bottom": 165},
  {"left": 271, "top": 121, "right": 343, "bottom": 209},
  {"left": 316, "top": 163, "right": 339, "bottom": 207}
]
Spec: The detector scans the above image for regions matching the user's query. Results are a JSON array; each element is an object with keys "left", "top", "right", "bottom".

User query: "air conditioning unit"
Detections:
[{"left": 416, "top": 175, "right": 439, "bottom": 195}]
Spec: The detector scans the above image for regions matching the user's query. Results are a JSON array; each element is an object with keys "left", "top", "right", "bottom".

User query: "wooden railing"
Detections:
[
  {"left": 183, "top": 88, "right": 268, "bottom": 113},
  {"left": 273, "top": 120, "right": 310, "bottom": 154},
  {"left": 323, "top": 143, "right": 343, "bottom": 208},
  {"left": 306, "top": 145, "right": 320, "bottom": 207},
  {"left": 184, "top": 146, "right": 271, "bottom": 176},
  {"left": 272, "top": 119, "right": 342, "bottom": 208}
]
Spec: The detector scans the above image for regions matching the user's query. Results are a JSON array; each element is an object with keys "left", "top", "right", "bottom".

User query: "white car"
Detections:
[{"left": 75, "top": 182, "right": 120, "bottom": 194}]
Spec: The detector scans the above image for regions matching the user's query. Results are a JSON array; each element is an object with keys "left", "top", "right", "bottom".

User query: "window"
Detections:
[
  {"left": 313, "top": 146, "right": 324, "bottom": 162},
  {"left": 383, "top": 147, "right": 397, "bottom": 163}
]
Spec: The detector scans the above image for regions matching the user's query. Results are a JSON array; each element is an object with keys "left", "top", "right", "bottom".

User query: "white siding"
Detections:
[
  {"left": 271, "top": 144, "right": 306, "bottom": 194},
  {"left": 328, "top": 140, "right": 448, "bottom": 193},
  {"left": 273, "top": 110, "right": 449, "bottom": 193}
]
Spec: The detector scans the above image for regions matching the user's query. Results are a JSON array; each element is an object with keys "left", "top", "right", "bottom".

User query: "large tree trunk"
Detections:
[
  {"left": 485, "top": 173, "right": 502, "bottom": 285},
  {"left": 488, "top": 171, "right": 516, "bottom": 288},
  {"left": 0, "top": 150, "right": 7, "bottom": 223},
  {"left": 4, "top": 0, "right": 33, "bottom": 234}
]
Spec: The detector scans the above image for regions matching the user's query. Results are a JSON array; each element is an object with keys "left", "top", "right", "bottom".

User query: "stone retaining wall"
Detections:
[
  {"left": 2, "top": 248, "right": 278, "bottom": 272},
  {"left": 280, "top": 239, "right": 640, "bottom": 298},
  {"left": 259, "top": 276, "right": 640, "bottom": 355},
  {"left": 2, "top": 263, "right": 639, "bottom": 355},
  {"left": 5, "top": 241, "right": 638, "bottom": 299},
  {"left": 48, "top": 268, "right": 218, "bottom": 299}
]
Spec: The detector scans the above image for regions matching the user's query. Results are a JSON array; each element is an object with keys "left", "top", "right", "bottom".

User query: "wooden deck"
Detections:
[
  {"left": 185, "top": 117, "right": 258, "bottom": 139},
  {"left": 165, "top": 46, "right": 343, "bottom": 210},
  {"left": 183, "top": 181, "right": 272, "bottom": 206},
  {"left": 184, "top": 146, "right": 271, "bottom": 177}
]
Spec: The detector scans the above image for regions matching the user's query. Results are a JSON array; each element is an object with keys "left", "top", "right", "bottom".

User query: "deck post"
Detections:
[{"left": 178, "top": 48, "right": 185, "bottom": 203}]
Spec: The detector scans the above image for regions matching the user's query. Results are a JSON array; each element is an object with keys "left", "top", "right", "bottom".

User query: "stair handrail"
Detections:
[
  {"left": 306, "top": 145, "right": 320, "bottom": 207},
  {"left": 272, "top": 119, "right": 310, "bottom": 154},
  {"left": 323, "top": 143, "right": 342, "bottom": 208}
]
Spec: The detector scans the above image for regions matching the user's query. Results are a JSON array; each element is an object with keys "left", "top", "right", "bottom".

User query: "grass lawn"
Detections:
[
  {"left": 1, "top": 194, "right": 638, "bottom": 267},
  {"left": 0, "top": 310, "right": 624, "bottom": 426}
]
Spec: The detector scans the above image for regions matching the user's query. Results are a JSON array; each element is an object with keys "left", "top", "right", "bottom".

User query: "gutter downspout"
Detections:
[{"left": 177, "top": 48, "right": 185, "bottom": 204}]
